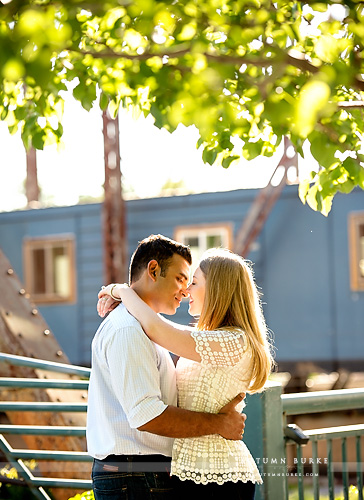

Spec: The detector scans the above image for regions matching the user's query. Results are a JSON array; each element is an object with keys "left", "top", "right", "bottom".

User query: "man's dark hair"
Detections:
[{"left": 129, "top": 234, "right": 192, "bottom": 284}]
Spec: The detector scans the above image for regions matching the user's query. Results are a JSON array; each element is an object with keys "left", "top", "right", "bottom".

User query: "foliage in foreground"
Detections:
[
  {"left": 68, "top": 491, "right": 94, "bottom": 500},
  {"left": 1, "top": 0, "right": 364, "bottom": 213},
  {"left": 289, "top": 485, "right": 363, "bottom": 500},
  {"left": 0, "top": 462, "right": 43, "bottom": 500}
]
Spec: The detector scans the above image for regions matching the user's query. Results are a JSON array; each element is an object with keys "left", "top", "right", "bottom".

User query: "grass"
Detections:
[{"left": 288, "top": 485, "right": 362, "bottom": 500}]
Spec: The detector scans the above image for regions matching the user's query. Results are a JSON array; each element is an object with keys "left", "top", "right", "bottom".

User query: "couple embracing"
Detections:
[{"left": 86, "top": 234, "right": 274, "bottom": 500}]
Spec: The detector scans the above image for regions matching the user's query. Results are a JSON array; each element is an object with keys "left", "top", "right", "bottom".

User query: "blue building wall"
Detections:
[
  {"left": 0, "top": 186, "right": 363, "bottom": 369},
  {"left": 0, "top": 203, "right": 103, "bottom": 365}
]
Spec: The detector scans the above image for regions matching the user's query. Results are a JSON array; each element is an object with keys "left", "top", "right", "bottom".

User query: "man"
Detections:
[{"left": 86, "top": 234, "right": 246, "bottom": 499}]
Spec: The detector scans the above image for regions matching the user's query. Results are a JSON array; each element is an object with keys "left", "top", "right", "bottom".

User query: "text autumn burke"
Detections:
[{"left": 255, "top": 458, "right": 328, "bottom": 465}]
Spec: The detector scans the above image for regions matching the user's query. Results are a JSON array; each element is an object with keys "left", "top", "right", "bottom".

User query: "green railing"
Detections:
[
  {"left": 283, "top": 390, "right": 364, "bottom": 500},
  {"left": 0, "top": 352, "right": 91, "bottom": 500},
  {"left": 245, "top": 382, "right": 364, "bottom": 500}
]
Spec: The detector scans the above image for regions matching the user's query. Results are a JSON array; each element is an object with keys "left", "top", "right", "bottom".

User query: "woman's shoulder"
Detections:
[
  {"left": 192, "top": 327, "right": 247, "bottom": 343},
  {"left": 191, "top": 327, "right": 250, "bottom": 366}
]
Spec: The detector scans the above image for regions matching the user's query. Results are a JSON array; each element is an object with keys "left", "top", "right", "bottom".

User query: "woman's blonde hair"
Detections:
[{"left": 197, "top": 248, "right": 274, "bottom": 393}]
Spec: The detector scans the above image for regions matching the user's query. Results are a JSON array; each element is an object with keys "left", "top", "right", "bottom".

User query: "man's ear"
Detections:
[{"left": 147, "top": 260, "right": 159, "bottom": 282}]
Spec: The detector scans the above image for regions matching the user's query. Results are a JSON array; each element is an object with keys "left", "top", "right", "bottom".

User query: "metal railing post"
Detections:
[{"left": 245, "top": 381, "right": 286, "bottom": 500}]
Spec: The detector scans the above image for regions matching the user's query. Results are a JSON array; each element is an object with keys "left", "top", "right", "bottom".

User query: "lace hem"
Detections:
[{"left": 171, "top": 468, "right": 263, "bottom": 485}]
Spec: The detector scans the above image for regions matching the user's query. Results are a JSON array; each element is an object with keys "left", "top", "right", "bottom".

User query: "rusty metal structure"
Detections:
[
  {"left": 102, "top": 110, "right": 128, "bottom": 284},
  {"left": 25, "top": 147, "right": 39, "bottom": 207},
  {"left": 24, "top": 112, "right": 129, "bottom": 283},
  {"left": 234, "top": 137, "right": 298, "bottom": 257},
  {"left": 0, "top": 250, "right": 89, "bottom": 499}
]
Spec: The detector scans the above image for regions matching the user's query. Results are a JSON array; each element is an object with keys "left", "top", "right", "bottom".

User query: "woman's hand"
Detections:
[{"left": 97, "top": 283, "right": 128, "bottom": 318}]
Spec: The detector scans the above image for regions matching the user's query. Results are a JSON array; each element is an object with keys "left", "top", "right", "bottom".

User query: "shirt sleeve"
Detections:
[
  {"left": 191, "top": 329, "right": 248, "bottom": 367},
  {"left": 106, "top": 324, "right": 169, "bottom": 429}
]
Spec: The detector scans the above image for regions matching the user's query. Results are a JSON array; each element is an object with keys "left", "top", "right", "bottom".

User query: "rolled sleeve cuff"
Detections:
[{"left": 127, "top": 398, "right": 169, "bottom": 429}]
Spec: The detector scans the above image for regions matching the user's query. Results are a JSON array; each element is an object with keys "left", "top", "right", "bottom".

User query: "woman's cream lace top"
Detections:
[{"left": 171, "top": 329, "right": 262, "bottom": 485}]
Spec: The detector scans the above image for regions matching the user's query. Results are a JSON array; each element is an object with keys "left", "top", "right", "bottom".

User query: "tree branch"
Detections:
[
  {"left": 77, "top": 48, "right": 191, "bottom": 60},
  {"left": 74, "top": 45, "right": 364, "bottom": 91},
  {"left": 74, "top": 44, "right": 319, "bottom": 71}
]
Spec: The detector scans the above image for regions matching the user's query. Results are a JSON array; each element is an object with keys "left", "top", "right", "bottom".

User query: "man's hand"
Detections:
[{"left": 216, "top": 393, "right": 247, "bottom": 441}]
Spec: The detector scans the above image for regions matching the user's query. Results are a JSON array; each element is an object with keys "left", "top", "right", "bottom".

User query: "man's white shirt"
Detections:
[{"left": 86, "top": 303, "right": 177, "bottom": 459}]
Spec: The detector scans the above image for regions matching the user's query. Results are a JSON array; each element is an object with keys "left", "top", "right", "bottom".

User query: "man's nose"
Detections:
[{"left": 181, "top": 288, "right": 189, "bottom": 298}]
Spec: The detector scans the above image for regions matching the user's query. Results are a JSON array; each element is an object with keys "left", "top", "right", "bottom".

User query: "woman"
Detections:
[{"left": 98, "top": 248, "right": 274, "bottom": 499}]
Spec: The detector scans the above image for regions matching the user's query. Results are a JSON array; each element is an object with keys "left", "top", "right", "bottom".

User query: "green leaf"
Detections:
[
  {"left": 294, "top": 80, "right": 331, "bottom": 137},
  {"left": 196, "top": 137, "right": 204, "bottom": 148},
  {"left": 298, "top": 179, "right": 310, "bottom": 204},
  {"left": 306, "top": 184, "right": 333, "bottom": 215},
  {"left": 338, "top": 179, "right": 355, "bottom": 194},
  {"left": 108, "top": 99, "right": 120, "bottom": 119},
  {"left": 2, "top": 59, "right": 26, "bottom": 81},
  {"left": 357, "top": 167, "right": 364, "bottom": 189},
  {"left": 321, "top": 195, "right": 333, "bottom": 216},
  {"left": 222, "top": 155, "right": 240, "bottom": 168},
  {"left": 242, "top": 141, "right": 262, "bottom": 161},
  {"left": 14, "top": 107, "right": 27, "bottom": 120},
  {"left": 306, "top": 185, "right": 320, "bottom": 212},
  {"left": 73, "top": 81, "right": 86, "bottom": 103},
  {"left": 177, "top": 22, "right": 197, "bottom": 41},
  {"left": 342, "top": 157, "right": 361, "bottom": 179},
  {"left": 99, "top": 92, "right": 109, "bottom": 111},
  {"left": 220, "top": 131, "right": 233, "bottom": 150},
  {"left": 8, "top": 124, "right": 19, "bottom": 135},
  {"left": 32, "top": 131, "right": 45, "bottom": 150},
  {"left": 315, "top": 35, "right": 352, "bottom": 64},
  {"left": 202, "top": 147, "right": 218, "bottom": 165},
  {"left": 310, "top": 135, "right": 338, "bottom": 169}
]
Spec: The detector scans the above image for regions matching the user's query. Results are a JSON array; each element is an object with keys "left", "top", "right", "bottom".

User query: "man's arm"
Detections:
[
  {"left": 138, "top": 394, "right": 246, "bottom": 441},
  {"left": 107, "top": 323, "right": 245, "bottom": 440}
]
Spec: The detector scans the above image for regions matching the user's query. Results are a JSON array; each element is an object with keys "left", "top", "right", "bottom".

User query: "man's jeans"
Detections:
[{"left": 92, "top": 455, "right": 176, "bottom": 500}]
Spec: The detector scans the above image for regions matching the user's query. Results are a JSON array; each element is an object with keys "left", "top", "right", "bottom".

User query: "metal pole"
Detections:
[
  {"left": 102, "top": 110, "right": 128, "bottom": 284},
  {"left": 25, "top": 147, "right": 40, "bottom": 206}
]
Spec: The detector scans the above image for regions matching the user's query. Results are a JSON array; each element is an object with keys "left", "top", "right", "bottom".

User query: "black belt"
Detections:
[{"left": 94, "top": 454, "right": 172, "bottom": 473}]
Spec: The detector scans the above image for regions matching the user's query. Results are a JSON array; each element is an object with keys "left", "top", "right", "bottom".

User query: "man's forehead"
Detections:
[{"left": 170, "top": 253, "right": 191, "bottom": 276}]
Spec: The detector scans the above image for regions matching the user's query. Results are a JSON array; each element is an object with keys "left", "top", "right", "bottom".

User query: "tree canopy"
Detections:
[{"left": 1, "top": 0, "right": 364, "bottom": 214}]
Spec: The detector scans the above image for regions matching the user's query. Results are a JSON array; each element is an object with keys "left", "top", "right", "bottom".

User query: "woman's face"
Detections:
[{"left": 187, "top": 266, "right": 206, "bottom": 317}]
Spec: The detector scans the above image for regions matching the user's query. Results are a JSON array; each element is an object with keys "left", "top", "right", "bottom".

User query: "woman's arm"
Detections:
[{"left": 98, "top": 284, "right": 201, "bottom": 362}]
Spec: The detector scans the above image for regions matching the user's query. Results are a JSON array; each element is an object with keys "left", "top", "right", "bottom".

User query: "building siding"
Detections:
[{"left": 0, "top": 187, "right": 363, "bottom": 369}]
